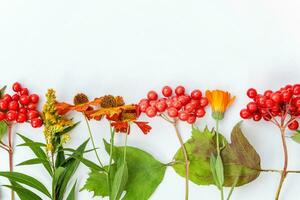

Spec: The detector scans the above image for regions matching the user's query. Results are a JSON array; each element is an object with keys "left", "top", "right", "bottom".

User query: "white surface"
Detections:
[{"left": 0, "top": 0, "right": 300, "bottom": 199}]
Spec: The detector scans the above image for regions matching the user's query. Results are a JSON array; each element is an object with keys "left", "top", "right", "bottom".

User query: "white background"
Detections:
[{"left": 0, "top": 0, "right": 300, "bottom": 199}]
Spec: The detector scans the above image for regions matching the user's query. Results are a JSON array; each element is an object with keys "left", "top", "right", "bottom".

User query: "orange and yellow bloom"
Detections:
[{"left": 205, "top": 90, "right": 235, "bottom": 120}]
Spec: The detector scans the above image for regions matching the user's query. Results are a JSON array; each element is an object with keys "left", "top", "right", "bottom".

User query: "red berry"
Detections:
[
  {"left": 2, "top": 94, "right": 12, "bottom": 102},
  {"left": 178, "top": 95, "right": 190, "bottom": 106},
  {"left": 184, "top": 103, "right": 195, "bottom": 113},
  {"left": 12, "top": 82, "right": 22, "bottom": 92},
  {"left": 6, "top": 110, "right": 17, "bottom": 121},
  {"left": 172, "top": 100, "right": 182, "bottom": 110},
  {"left": 191, "top": 90, "right": 202, "bottom": 100},
  {"left": 12, "top": 94, "right": 20, "bottom": 101},
  {"left": 155, "top": 101, "right": 167, "bottom": 112},
  {"left": 288, "top": 120, "right": 299, "bottom": 130},
  {"left": 271, "top": 92, "right": 282, "bottom": 103},
  {"left": 264, "top": 90, "right": 273, "bottom": 98},
  {"left": 175, "top": 86, "right": 185, "bottom": 96},
  {"left": 20, "top": 88, "right": 29, "bottom": 95},
  {"left": 167, "top": 107, "right": 178, "bottom": 117},
  {"left": 139, "top": 98, "right": 149, "bottom": 104},
  {"left": 282, "top": 91, "right": 292, "bottom": 102},
  {"left": 195, "top": 108, "right": 206, "bottom": 118},
  {"left": 187, "top": 115, "right": 196, "bottom": 124},
  {"left": 256, "top": 95, "right": 266, "bottom": 107},
  {"left": 253, "top": 113, "right": 262, "bottom": 121},
  {"left": 247, "top": 102, "right": 258, "bottom": 113},
  {"left": 19, "top": 107, "right": 28, "bottom": 115},
  {"left": 139, "top": 102, "right": 149, "bottom": 112},
  {"left": 29, "top": 94, "right": 39, "bottom": 103},
  {"left": 247, "top": 88, "right": 257, "bottom": 98},
  {"left": 265, "top": 99, "right": 274, "bottom": 108},
  {"left": 162, "top": 86, "right": 172, "bottom": 97},
  {"left": 16, "top": 113, "right": 27, "bottom": 123},
  {"left": 8, "top": 100, "right": 19, "bottom": 111},
  {"left": 0, "top": 100, "right": 8, "bottom": 110},
  {"left": 27, "top": 103, "right": 37, "bottom": 110},
  {"left": 19, "top": 95, "right": 30, "bottom": 105},
  {"left": 149, "top": 100, "right": 157, "bottom": 107},
  {"left": 293, "top": 84, "right": 300, "bottom": 95},
  {"left": 178, "top": 111, "right": 189, "bottom": 121},
  {"left": 240, "top": 109, "right": 252, "bottom": 119},
  {"left": 200, "top": 97, "right": 209, "bottom": 107},
  {"left": 147, "top": 91, "right": 158, "bottom": 101},
  {"left": 146, "top": 106, "right": 157, "bottom": 117},
  {"left": 0, "top": 112, "right": 6, "bottom": 120},
  {"left": 31, "top": 118, "right": 43, "bottom": 128},
  {"left": 295, "top": 98, "right": 300, "bottom": 108},
  {"left": 263, "top": 114, "right": 272, "bottom": 121},
  {"left": 190, "top": 99, "right": 201, "bottom": 109}
]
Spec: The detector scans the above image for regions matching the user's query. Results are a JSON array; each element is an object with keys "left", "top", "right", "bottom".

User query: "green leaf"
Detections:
[
  {"left": 66, "top": 181, "right": 77, "bottom": 200},
  {"left": 0, "top": 171, "right": 51, "bottom": 198},
  {"left": 18, "top": 142, "right": 46, "bottom": 147},
  {"left": 57, "top": 122, "right": 80, "bottom": 136},
  {"left": 53, "top": 167, "right": 65, "bottom": 193},
  {"left": 55, "top": 145, "right": 66, "bottom": 168},
  {"left": 66, "top": 154, "right": 104, "bottom": 172},
  {"left": 110, "top": 160, "right": 128, "bottom": 200},
  {"left": 17, "top": 158, "right": 49, "bottom": 166},
  {"left": 82, "top": 141, "right": 166, "bottom": 200},
  {"left": 17, "top": 133, "right": 52, "bottom": 176},
  {"left": 291, "top": 131, "right": 300, "bottom": 144},
  {"left": 0, "top": 121, "right": 7, "bottom": 140},
  {"left": 215, "top": 154, "right": 224, "bottom": 186},
  {"left": 173, "top": 122, "right": 261, "bottom": 187},
  {"left": 81, "top": 170, "right": 110, "bottom": 197},
  {"left": 0, "top": 85, "right": 6, "bottom": 98},
  {"left": 55, "top": 139, "right": 89, "bottom": 200},
  {"left": 3, "top": 184, "right": 42, "bottom": 200},
  {"left": 210, "top": 155, "right": 221, "bottom": 189}
]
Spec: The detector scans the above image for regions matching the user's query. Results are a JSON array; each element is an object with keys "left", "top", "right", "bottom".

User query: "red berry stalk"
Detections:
[
  {"left": 139, "top": 85, "right": 208, "bottom": 200},
  {"left": 240, "top": 84, "right": 300, "bottom": 200},
  {"left": 0, "top": 82, "right": 43, "bottom": 200}
]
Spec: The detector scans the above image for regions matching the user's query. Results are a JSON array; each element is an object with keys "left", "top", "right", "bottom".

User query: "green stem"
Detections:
[
  {"left": 215, "top": 119, "right": 224, "bottom": 200},
  {"left": 84, "top": 116, "right": 103, "bottom": 167},
  {"left": 51, "top": 153, "right": 56, "bottom": 200},
  {"left": 107, "top": 124, "right": 115, "bottom": 195},
  {"left": 123, "top": 127, "right": 129, "bottom": 162}
]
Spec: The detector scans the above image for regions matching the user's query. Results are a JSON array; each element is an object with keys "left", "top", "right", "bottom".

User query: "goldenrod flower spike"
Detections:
[{"left": 205, "top": 89, "right": 235, "bottom": 120}]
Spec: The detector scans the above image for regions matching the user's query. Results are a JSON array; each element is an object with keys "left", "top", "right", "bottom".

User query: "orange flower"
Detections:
[{"left": 205, "top": 90, "right": 235, "bottom": 120}]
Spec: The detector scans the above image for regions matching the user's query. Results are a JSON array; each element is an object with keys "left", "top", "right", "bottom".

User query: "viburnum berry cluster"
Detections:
[
  {"left": 240, "top": 84, "right": 300, "bottom": 200},
  {"left": 139, "top": 85, "right": 209, "bottom": 124},
  {"left": 0, "top": 82, "right": 43, "bottom": 128},
  {"left": 240, "top": 84, "right": 300, "bottom": 130}
]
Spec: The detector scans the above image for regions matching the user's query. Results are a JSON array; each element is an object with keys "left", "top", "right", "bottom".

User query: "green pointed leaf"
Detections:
[
  {"left": 81, "top": 170, "right": 111, "bottom": 197},
  {"left": 291, "top": 131, "right": 300, "bottom": 144},
  {"left": 3, "top": 184, "right": 42, "bottom": 200},
  {"left": 53, "top": 167, "right": 65, "bottom": 192},
  {"left": 215, "top": 154, "right": 224, "bottom": 186},
  {"left": 17, "top": 133, "right": 52, "bottom": 176},
  {"left": 110, "top": 161, "right": 128, "bottom": 200},
  {"left": 55, "top": 139, "right": 89, "bottom": 200},
  {"left": 0, "top": 172, "right": 51, "bottom": 198},
  {"left": 57, "top": 122, "right": 80, "bottom": 136},
  {"left": 66, "top": 154, "right": 104, "bottom": 172},
  {"left": 0, "top": 121, "right": 7, "bottom": 140},
  {"left": 66, "top": 181, "right": 77, "bottom": 200},
  {"left": 0, "top": 85, "right": 6, "bottom": 98},
  {"left": 17, "top": 158, "right": 49, "bottom": 166},
  {"left": 55, "top": 146, "right": 66, "bottom": 168},
  {"left": 82, "top": 141, "right": 167, "bottom": 200},
  {"left": 173, "top": 122, "right": 261, "bottom": 187}
]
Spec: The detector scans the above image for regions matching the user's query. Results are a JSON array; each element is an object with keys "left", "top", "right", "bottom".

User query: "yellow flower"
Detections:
[
  {"left": 42, "top": 89, "right": 74, "bottom": 153},
  {"left": 205, "top": 90, "right": 235, "bottom": 120}
]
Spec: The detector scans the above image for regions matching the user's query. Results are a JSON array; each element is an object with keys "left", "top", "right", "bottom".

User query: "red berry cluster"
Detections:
[
  {"left": 0, "top": 82, "right": 43, "bottom": 128},
  {"left": 240, "top": 84, "right": 300, "bottom": 130},
  {"left": 139, "top": 86, "right": 208, "bottom": 124}
]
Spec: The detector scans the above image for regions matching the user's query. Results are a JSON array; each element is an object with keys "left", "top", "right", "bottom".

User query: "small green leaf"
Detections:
[
  {"left": 17, "top": 133, "right": 52, "bottom": 176},
  {"left": 291, "top": 132, "right": 300, "bottom": 144},
  {"left": 110, "top": 161, "right": 128, "bottom": 200},
  {"left": 17, "top": 158, "right": 48, "bottom": 166},
  {"left": 210, "top": 155, "right": 220, "bottom": 189},
  {"left": 66, "top": 181, "right": 77, "bottom": 200},
  {"left": 56, "top": 139, "right": 89, "bottom": 200},
  {"left": 0, "top": 171, "right": 51, "bottom": 198},
  {"left": 53, "top": 167, "right": 65, "bottom": 191},
  {"left": 55, "top": 146, "right": 66, "bottom": 168},
  {"left": 3, "top": 184, "right": 42, "bottom": 200},
  {"left": 215, "top": 154, "right": 224, "bottom": 186},
  {"left": 57, "top": 122, "right": 80, "bottom": 136},
  {"left": 81, "top": 170, "right": 110, "bottom": 197},
  {"left": 66, "top": 154, "right": 104, "bottom": 171},
  {"left": 0, "top": 121, "right": 8, "bottom": 140}
]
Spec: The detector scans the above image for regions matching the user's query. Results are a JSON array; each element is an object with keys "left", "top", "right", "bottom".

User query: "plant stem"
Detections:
[
  {"left": 173, "top": 121, "right": 189, "bottom": 200},
  {"left": 84, "top": 116, "right": 103, "bottom": 167},
  {"left": 123, "top": 127, "right": 129, "bottom": 162},
  {"left": 107, "top": 124, "right": 115, "bottom": 195},
  {"left": 215, "top": 120, "right": 224, "bottom": 200},
  {"left": 8, "top": 123, "right": 14, "bottom": 200},
  {"left": 275, "top": 127, "right": 288, "bottom": 200}
]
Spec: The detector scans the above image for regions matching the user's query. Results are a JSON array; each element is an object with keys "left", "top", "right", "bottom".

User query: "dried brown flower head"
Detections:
[
  {"left": 73, "top": 93, "right": 89, "bottom": 105},
  {"left": 100, "top": 95, "right": 117, "bottom": 108}
]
